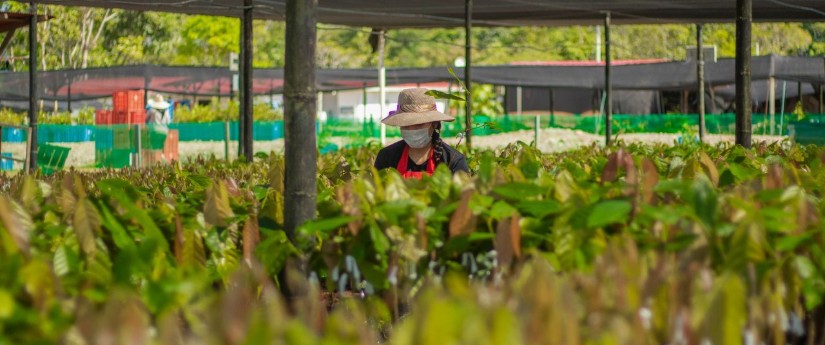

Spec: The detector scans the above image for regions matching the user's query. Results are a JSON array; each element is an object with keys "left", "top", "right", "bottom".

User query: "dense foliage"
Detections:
[
  {"left": 2, "top": 2, "right": 825, "bottom": 71},
  {"left": 0, "top": 141, "right": 824, "bottom": 344}
]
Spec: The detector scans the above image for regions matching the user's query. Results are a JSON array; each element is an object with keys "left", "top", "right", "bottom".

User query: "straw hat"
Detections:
[
  {"left": 381, "top": 88, "right": 454, "bottom": 127},
  {"left": 148, "top": 96, "right": 170, "bottom": 110}
]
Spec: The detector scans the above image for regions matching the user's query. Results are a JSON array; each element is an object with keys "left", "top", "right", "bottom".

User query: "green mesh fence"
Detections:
[{"left": 2, "top": 113, "right": 822, "bottom": 149}]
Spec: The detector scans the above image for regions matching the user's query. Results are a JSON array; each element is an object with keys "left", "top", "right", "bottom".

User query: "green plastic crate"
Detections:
[
  {"left": 37, "top": 143, "right": 70, "bottom": 175},
  {"left": 96, "top": 149, "right": 131, "bottom": 169},
  {"left": 141, "top": 128, "right": 168, "bottom": 150}
]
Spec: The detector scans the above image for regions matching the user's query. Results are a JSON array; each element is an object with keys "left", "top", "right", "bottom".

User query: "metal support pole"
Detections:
[
  {"left": 134, "top": 124, "right": 142, "bottom": 168},
  {"left": 769, "top": 77, "right": 776, "bottom": 135},
  {"left": 464, "top": 0, "right": 473, "bottom": 148},
  {"left": 362, "top": 82, "right": 367, "bottom": 123},
  {"left": 604, "top": 12, "right": 612, "bottom": 145},
  {"left": 595, "top": 26, "right": 601, "bottom": 62},
  {"left": 283, "top": 0, "right": 317, "bottom": 239},
  {"left": 240, "top": 0, "right": 253, "bottom": 161},
  {"left": 28, "top": 1, "right": 38, "bottom": 170},
  {"left": 516, "top": 86, "right": 522, "bottom": 116},
  {"left": 549, "top": 88, "right": 555, "bottom": 126},
  {"left": 735, "top": 0, "right": 752, "bottom": 148},
  {"left": 224, "top": 120, "right": 230, "bottom": 161},
  {"left": 697, "top": 24, "right": 706, "bottom": 142},
  {"left": 378, "top": 29, "right": 387, "bottom": 145},
  {"left": 67, "top": 78, "right": 72, "bottom": 112}
]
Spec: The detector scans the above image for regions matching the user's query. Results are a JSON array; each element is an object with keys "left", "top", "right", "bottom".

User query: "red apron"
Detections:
[{"left": 397, "top": 145, "right": 435, "bottom": 179}]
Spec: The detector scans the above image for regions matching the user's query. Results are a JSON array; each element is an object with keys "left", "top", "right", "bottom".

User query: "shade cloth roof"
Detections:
[
  {"left": 0, "top": 55, "right": 823, "bottom": 103},
  {"left": 32, "top": 0, "right": 825, "bottom": 27}
]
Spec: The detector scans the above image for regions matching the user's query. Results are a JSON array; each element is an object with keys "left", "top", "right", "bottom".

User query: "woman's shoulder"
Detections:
[
  {"left": 377, "top": 140, "right": 407, "bottom": 156},
  {"left": 440, "top": 142, "right": 466, "bottom": 158}
]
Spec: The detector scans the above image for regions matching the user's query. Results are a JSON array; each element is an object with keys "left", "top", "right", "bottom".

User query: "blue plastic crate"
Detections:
[
  {"left": 1, "top": 152, "right": 12, "bottom": 170},
  {"left": 2, "top": 128, "right": 24, "bottom": 143}
]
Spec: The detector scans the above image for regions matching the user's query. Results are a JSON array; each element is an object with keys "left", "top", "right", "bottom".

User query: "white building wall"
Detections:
[{"left": 325, "top": 86, "right": 448, "bottom": 122}]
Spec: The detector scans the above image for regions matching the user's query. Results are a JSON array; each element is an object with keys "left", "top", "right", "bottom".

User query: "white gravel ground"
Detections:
[{"left": 1, "top": 128, "right": 785, "bottom": 170}]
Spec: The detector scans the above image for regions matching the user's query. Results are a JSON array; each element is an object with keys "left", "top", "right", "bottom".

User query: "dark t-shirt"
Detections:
[{"left": 374, "top": 140, "right": 469, "bottom": 174}]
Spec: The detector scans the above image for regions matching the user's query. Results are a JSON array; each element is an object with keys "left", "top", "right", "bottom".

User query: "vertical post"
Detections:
[
  {"left": 134, "top": 124, "right": 142, "bottom": 168},
  {"left": 224, "top": 120, "right": 230, "bottom": 161},
  {"left": 28, "top": 2, "right": 38, "bottom": 170},
  {"left": 143, "top": 72, "right": 150, "bottom": 109},
  {"left": 697, "top": 24, "right": 706, "bottom": 142},
  {"left": 284, "top": 0, "right": 317, "bottom": 239},
  {"left": 595, "top": 26, "right": 601, "bottom": 62},
  {"left": 797, "top": 81, "right": 803, "bottom": 114},
  {"left": 516, "top": 86, "right": 522, "bottom": 116},
  {"left": 604, "top": 12, "right": 612, "bottom": 145},
  {"left": 534, "top": 115, "right": 540, "bottom": 147},
  {"left": 378, "top": 29, "right": 387, "bottom": 145},
  {"left": 769, "top": 77, "right": 776, "bottom": 135},
  {"left": 549, "top": 88, "right": 555, "bottom": 126},
  {"left": 24, "top": 127, "right": 32, "bottom": 173},
  {"left": 362, "top": 82, "right": 368, "bottom": 121},
  {"left": 67, "top": 77, "right": 72, "bottom": 112},
  {"left": 464, "top": 0, "right": 473, "bottom": 148},
  {"left": 240, "top": 0, "right": 253, "bottom": 162},
  {"left": 735, "top": 0, "right": 752, "bottom": 148}
]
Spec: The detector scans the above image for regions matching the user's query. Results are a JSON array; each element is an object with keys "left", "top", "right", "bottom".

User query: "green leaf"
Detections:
[
  {"left": 516, "top": 200, "right": 562, "bottom": 219},
  {"left": 493, "top": 182, "right": 545, "bottom": 200},
  {"left": 425, "top": 89, "right": 465, "bottom": 101},
  {"left": 73, "top": 197, "right": 101, "bottom": 257},
  {"left": 0, "top": 289, "right": 14, "bottom": 319},
  {"left": 98, "top": 179, "right": 169, "bottom": 252},
  {"left": 204, "top": 181, "right": 235, "bottom": 227},
  {"left": 489, "top": 201, "right": 518, "bottom": 221},
  {"left": 297, "top": 216, "right": 358, "bottom": 242},
  {"left": 776, "top": 233, "right": 813, "bottom": 252},
  {"left": 255, "top": 230, "right": 299, "bottom": 276},
  {"left": 0, "top": 196, "right": 33, "bottom": 253},
  {"left": 586, "top": 200, "right": 632, "bottom": 229}
]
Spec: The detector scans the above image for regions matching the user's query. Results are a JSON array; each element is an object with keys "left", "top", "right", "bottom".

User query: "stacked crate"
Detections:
[
  {"left": 140, "top": 129, "right": 179, "bottom": 166},
  {"left": 95, "top": 90, "right": 146, "bottom": 168}
]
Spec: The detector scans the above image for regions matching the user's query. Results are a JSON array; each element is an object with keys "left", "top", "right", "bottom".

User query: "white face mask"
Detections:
[{"left": 400, "top": 128, "right": 432, "bottom": 149}]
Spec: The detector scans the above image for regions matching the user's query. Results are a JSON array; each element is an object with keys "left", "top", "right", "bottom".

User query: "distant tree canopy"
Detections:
[{"left": 0, "top": 1, "right": 822, "bottom": 71}]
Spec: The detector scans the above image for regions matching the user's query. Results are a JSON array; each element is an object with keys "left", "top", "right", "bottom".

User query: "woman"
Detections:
[{"left": 374, "top": 88, "right": 469, "bottom": 178}]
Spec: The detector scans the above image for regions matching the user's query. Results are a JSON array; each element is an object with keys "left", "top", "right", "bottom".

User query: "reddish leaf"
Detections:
[
  {"left": 242, "top": 215, "right": 260, "bottom": 265},
  {"left": 496, "top": 215, "right": 522, "bottom": 268},
  {"left": 698, "top": 152, "right": 720, "bottom": 186},
  {"left": 602, "top": 151, "right": 620, "bottom": 183},
  {"left": 449, "top": 189, "right": 477, "bottom": 238},
  {"left": 641, "top": 158, "right": 659, "bottom": 204},
  {"left": 174, "top": 214, "right": 184, "bottom": 265},
  {"left": 765, "top": 164, "right": 783, "bottom": 189},
  {"left": 225, "top": 178, "right": 241, "bottom": 198}
]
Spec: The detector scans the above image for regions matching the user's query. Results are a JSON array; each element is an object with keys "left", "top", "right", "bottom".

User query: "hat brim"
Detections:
[
  {"left": 148, "top": 101, "right": 170, "bottom": 109},
  {"left": 381, "top": 110, "right": 455, "bottom": 127}
]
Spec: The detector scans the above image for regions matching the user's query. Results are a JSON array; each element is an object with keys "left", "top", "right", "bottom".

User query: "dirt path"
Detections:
[{"left": 1, "top": 129, "right": 785, "bottom": 170}]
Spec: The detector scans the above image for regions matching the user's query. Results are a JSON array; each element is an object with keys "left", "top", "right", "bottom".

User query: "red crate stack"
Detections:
[
  {"left": 113, "top": 90, "right": 145, "bottom": 113},
  {"left": 164, "top": 130, "right": 179, "bottom": 162},
  {"left": 95, "top": 110, "right": 112, "bottom": 125},
  {"left": 130, "top": 110, "right": 146, "bottom": 125},
  {"left": 110, "top": 110, "right": 146, "bottom": 125},
  {"left": 112, "top": 111, "right": 130, "bottom": 124}
]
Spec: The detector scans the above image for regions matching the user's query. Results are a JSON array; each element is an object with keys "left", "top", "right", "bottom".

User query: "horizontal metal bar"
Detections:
[
  {"left": 0, "top": 123, "right": 30, "bottom": 130},
  {"left": 0, "top": 156, "right": 26, "bottom": 163}
]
